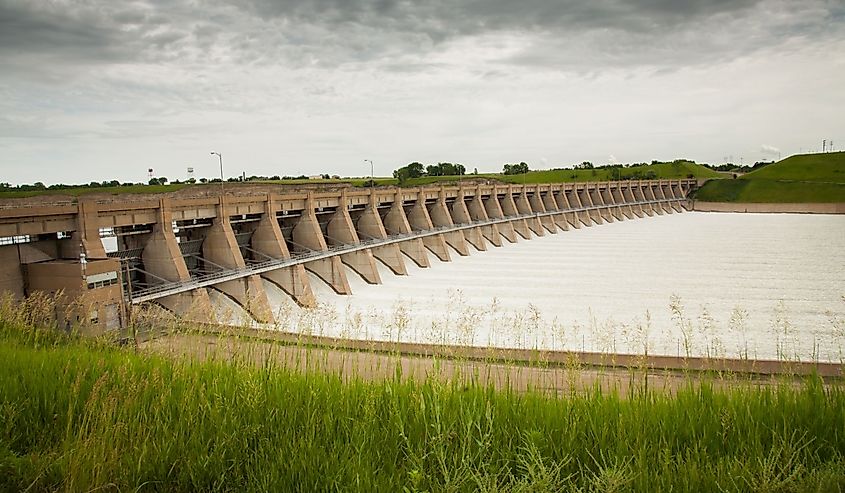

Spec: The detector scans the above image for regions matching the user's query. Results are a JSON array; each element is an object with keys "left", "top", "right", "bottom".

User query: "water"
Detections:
[{"left": 228, "top": 213, "right": 844, "bottom": 362}]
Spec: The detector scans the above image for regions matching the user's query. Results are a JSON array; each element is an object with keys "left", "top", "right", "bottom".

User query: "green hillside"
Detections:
[
  {"left": 694, "top": 152, "right": 845, "bottom": 203},
  {"left": 743, "top": 151, "right": 845, "bottom": 182}
]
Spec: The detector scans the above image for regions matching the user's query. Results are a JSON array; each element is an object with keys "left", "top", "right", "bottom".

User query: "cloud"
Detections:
[
  {"left": 2, "top": 0, "right": 843, "bottom": 78},
  {"left": 760, "top": 144, "right": 781, "bottom": 156},
  {"left": 0, "top": 0, "right": 843, "bottom": 184}
]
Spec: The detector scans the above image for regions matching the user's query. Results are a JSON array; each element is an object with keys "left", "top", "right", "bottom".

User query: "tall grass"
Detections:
[{"left": 1, "top": 298, "right": 845, "bottom": 491}]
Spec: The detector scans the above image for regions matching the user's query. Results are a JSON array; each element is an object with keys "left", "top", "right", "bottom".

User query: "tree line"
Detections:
[{"left": 392, "top": 162, "right": 469, "bottom": 183}]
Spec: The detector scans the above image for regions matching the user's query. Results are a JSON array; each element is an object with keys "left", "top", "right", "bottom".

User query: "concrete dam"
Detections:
[{"left": 0, "top": 179, "right": 697, "bottom": 330}]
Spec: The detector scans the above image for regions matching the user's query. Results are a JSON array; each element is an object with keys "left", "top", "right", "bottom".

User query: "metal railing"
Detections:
[{"left": 128, "top": 197, "right": 687, "bottom": 304}]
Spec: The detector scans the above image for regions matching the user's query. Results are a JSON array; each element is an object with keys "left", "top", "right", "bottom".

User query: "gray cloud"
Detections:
[
  {"left": 2, "top": 0, "right": 842, "bottom": 76},
  {"left": 1, "top": 0, "right": 843, "bottom": 185}
]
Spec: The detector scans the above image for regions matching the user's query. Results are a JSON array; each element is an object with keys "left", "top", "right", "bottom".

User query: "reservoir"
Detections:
[{"left": 210, "top": 212, "right": 845, "bottom": 362}]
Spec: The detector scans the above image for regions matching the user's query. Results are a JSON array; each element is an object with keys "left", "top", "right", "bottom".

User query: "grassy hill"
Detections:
[
  {"left": 694, "top": 152, "right": 845, "bottom": 203},
  {"left": 743, "top": 151, "right": 845, "bottom": 182}
]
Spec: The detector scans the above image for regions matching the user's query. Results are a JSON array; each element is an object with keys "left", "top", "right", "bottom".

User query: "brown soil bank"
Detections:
[
  {"left": 142, "top": 333, "right": 841, "bottom": 396},
  {"left": 693, "top": 201, "right": 845, "bottom": 214},
  {"left": 138, "top": 326, "right": 842, "bottom": 395}
]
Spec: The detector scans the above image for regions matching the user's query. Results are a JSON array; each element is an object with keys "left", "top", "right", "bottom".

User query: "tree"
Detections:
[
  {"left": 426, "top": 165, "right": 442, "bottom": 176},
  {"left": 392, "top": 162, "right": 425, "bottom": 184},
  {"left": 502, "top": 162, "right": 529, "bottom": 175}
]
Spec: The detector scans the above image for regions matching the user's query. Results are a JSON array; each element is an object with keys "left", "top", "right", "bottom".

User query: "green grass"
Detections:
[
  {"left": 744, "top": 152, "right": 845, "bottom": 183},
  {"left": 0, "top": 183, "right": 189, "bottom": 199},
  {"left": 695, "top": 179, "right": 845, "bottom": 203},
  {"left": 2, "top": 302, "right": 844, "bottom": 492},
  {"left": 694, "top": 152, "right": 845, "bottom": 203},
  {"left": 1, "top": 161, "right": 719, "bottom": 199}
]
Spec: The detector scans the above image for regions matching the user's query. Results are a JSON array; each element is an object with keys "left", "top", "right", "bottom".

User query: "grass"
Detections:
[
  {"left": 694, "top": 179, "right": 845, "bottom": 203},
  {"left": 0, "top": 184, "right": 188, "bottom": 199},
  {"left": 2, "top": 297, "right": 845, "bottom": 492},
  {"left": 397, "top": 161, "right": 720, "bottom": 187},
  {"left": 694, "top": 152, "right": 845, "bottom": 203},
  {"left": 1, "top": 161, "right": 719, "bottom": 199},
  {"left": 744, "top": 152, "right": 845, "bottom": 183}
]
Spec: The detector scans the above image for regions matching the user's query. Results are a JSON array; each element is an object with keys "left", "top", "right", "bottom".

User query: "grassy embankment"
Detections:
[
  {"left": 694, "top": 152, "right": 845, "bottom": 203},
  {"left": 363, "top": 160, "right": 720, "bottom": 187},
  {"left": 2, "top": 297, "right": 844, "bottom": 492},
  {"left": 0, "top": 161, "right": 720, "bottom": 199}
]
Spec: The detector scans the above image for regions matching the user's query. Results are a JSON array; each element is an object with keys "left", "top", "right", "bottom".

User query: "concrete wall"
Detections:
[{"left": 692, "top": 201, "right": 845, "bottom": 214}]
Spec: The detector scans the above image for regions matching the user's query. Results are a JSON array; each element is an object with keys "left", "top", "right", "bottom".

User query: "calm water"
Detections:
[{"left": 211, "top": 212, "right": 845, "bottom": 362}]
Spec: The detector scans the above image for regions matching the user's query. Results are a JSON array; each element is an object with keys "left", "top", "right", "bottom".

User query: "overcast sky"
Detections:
[{"left": 1, "top": 0, "right": 843, "bottom": 185}]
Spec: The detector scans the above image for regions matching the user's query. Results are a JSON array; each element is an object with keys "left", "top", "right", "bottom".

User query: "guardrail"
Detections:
[{"left": 129, "top": 197, "right": 686, "bottom": 303}]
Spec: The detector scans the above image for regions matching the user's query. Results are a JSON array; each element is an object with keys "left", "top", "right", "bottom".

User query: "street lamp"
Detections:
[
  {"left": 364, "top": 159, "right": 373, "bottom": 186},
  {"left": 210, "top": 152, "right": 223, "bottom": 194}
]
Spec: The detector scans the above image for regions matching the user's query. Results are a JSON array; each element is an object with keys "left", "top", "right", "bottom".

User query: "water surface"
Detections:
[{"left": 242, "top": 213, "right": 844, "bottom": 361}]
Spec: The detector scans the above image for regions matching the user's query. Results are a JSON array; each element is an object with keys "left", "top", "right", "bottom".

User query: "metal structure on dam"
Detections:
[{"left": 0, "top": 179, "right": 697, "bottom": 330}]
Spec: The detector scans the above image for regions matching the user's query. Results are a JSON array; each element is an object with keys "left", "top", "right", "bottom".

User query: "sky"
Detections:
[{"left": 0, "top": 0, "right": 843, "bottom": 185}]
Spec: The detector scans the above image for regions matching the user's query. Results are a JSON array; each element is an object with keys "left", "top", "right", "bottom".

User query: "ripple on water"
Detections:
[{"left": 210, "top": 213, "right": 845, "bottom": 362}]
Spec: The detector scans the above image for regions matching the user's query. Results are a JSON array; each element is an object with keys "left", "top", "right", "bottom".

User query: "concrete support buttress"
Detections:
[
  {"left": 202, "top": 199, "right": 274, "bottom": 323},
  {"left": 517, "top": 188, "right": 545, "bottom": 236},
  {"left": 71, "top": 199, "right": 107, "bottom": 259},
  {"left": 357, "top": 191, "right": 408, "bottom": 275},
  {"left": 602, "top": 188, "right": 624, "bottom": 221},
  {"left": 501, "top": 188, "right": 532, "bottom": 239},
  {"left": 578, "top": 188, "right": 603, "bottom": 225},
  {"left": 558, "top": 190, "right": 579, "bottom": 229},
  {"left": 673, "top": 183, "right": 689, "bottom": 210},
  {"left": 590, "top": 187, "right": 614, "bottom": 223},
  {"left": 470, "top": 187, "right": 508, "bottom": 246},
  {"left": 662, "top": 183, "right": 682, "bottom": 212},
  {"left": 407, "top": 193, "right": 450, "bottom": 262},
  {"left": 251, "top": 197, "right": 316, "bottom": 307},
  {"left": 428, "top": 189, "right": 469, "bottom": 256},
  {"left": 645, "top": 182, "right": 668, "bottom": 215},
  {"left": 383, "top": 194, "right": 430, "bottom": 268},
  {"left": 141, "top": 198, "right": 214, "bottom": 321},
  {"left": 634, "top": 184, "right": 655, "bottom": 216},
  {"left": 623, "top": 187, "right": 645, "bottom": 218},
  {"left": 612, "top": 187, "right": 635, "bottom": 219},
  {"left": 529, "top": 186, "right": 557, "bottom": 233},
  {"left": 566, "top": 190, "right": 589, "bottom": 227},
  {"left": 654, "top": 182, "right": 672, "bottom": 213},
  {"left": 468, "top": 187, "right": 502, "bottom": 246},
  {"left": 292, "top": 193, "right": 352, "bottom": 294},
  {"left": 327, "top": 195, "right": 382, "bottom": 284},
  {"left": 543, "top": 189, "right": 568, "bottom": 231},
  {"left": 450, "top": 190, "right": 487, "bottom": 251}
]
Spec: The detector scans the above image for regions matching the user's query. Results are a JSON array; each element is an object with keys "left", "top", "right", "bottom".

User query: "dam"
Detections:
[{"left": 0, "top": 179, "right": 696, "bottom": 331}]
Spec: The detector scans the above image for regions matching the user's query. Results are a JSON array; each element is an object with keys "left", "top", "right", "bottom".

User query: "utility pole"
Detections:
[
  {"left": 364, "top": 159, "right": 373, "bottom": 186},
  {"left": 211, "top": 152, "right": 223, "bottom": 194}
]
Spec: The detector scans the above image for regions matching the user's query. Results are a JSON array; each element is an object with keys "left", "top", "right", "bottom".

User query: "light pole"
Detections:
[
  {"left": 364, "top": 159, "right": 373, "bottom": 186},
  {"left": 210, "top": 152, "right": 223, "bottom": 194}
]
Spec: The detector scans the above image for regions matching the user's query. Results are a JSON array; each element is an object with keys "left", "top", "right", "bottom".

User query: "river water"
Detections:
[{"left": 210, "top": 212, "right": 845, "bottom": 362}]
